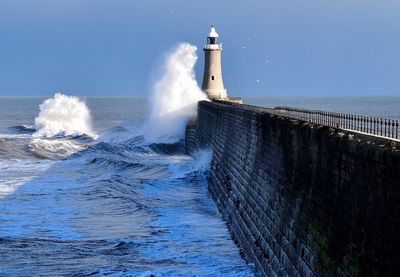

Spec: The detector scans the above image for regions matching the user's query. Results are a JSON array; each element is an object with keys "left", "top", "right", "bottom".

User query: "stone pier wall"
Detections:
[{"left": 186, "top": 100, "right": 400, "bottom": 276}]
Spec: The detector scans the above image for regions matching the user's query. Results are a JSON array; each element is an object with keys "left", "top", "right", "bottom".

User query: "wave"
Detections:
[
  {"left": 0, "top": 138, "right": 30, "bottom": 159},
  {"left": 33, "top": 93, "right": 97, "bottom": 139},
  {"left": 144, "top": 43, "right": 208, "bottom": 142},
  {"left": 122, "top": 135, "right": 145, "bottom": 146},
  {"left": 28, "top": 138, "right": 88, "bottom": 160},
  {"left": 88, "top": 157, "right": 143, "bottom": 170},
  {"left": 148, "top": 141, "right": 185, "bottom": 155},
  {"left": 0, "top": 122, "right": 254, "bottom": 276},
  {"left": 9, "top": 125, "right": 35, "bottom": 134},
  {"left": 0, "top": 158, "right": 52, "bottom": 198}
]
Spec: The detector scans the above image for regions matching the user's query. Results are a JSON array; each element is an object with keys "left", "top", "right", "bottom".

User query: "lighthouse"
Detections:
[{"left": 202, "top": 25, "right": 229, "bottom": 100}]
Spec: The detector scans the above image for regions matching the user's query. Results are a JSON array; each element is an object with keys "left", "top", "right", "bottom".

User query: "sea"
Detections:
[{"left": 0, "top": 96, "right": 399, "bottom": 276}]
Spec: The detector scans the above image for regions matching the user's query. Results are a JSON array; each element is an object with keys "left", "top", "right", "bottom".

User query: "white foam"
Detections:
[
  {"left": 0, "top": 159, "right": 52, "bottom": 198},
  {"left": 33, "top": 93, "right": 97, "bottom": 138},
  {"left": 144, "top": 43, "right": 208, "bottom": 142},
  {"left": 29, "top": 138, "right": 85, "bottom": 159},
  {"left": 167, "top": 149, "right": 213, "bottom": 179}
]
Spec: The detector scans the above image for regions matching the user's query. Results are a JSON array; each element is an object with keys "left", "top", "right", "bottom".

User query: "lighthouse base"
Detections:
[{"left": 203, "top": 88, "right": 228, "bottom": 100}]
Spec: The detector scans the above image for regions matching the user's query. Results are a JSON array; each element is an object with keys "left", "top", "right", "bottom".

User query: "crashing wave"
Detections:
[
  {"left": 33, "top": 93, "right": 97, "bottom": 139},
  {"left": 145, "top": 43, "right": 208, "bottom": 142}
]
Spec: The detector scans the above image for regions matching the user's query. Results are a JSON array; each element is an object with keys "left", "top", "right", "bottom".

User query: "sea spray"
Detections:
[
  {"left": 33, "top": 93, "right": 96, "bottom": 138},
  {"left": 145, "top": 43, "right": 208, "bottom": 142},
  {"left": 191, "top": 148, "right": 213, "bottom": 171}
]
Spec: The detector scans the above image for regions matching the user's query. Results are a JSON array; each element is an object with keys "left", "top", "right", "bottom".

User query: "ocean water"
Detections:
[
  {"left": 0, "top": 97, "right": 254, "bottom": 276},
  {"left": 1, "top": 96, "right": 398, "bottom": 276}
]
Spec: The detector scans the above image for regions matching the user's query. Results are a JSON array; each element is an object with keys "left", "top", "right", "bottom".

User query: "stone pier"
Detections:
[{"left": 186, "top": 100, "right": 400, "bottom": 276}]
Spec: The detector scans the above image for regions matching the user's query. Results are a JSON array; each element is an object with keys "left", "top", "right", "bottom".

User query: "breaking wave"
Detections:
[
  {"left": 145, "top": 43, "right": 208, "bottom": 142},
  {"left": 33, "top": 93, "right": 97, "bottom": 139},
  {"left": 29, "top": 138, "right": 87, "bottom": 160}
]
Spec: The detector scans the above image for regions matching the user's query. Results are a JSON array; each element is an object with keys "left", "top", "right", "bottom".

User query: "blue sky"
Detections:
[{"left": 0, "top": 0, "right": 399, "bottom": 97}]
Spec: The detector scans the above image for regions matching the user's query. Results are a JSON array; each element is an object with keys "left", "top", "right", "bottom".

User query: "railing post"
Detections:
[
  {"left": 320, "top": 111, "right": 322, "bottom": 125},
  {"left": 330, "top": 112, "right": 332, "bottom": 127},
  {"left": 362, "top": 116, "right": 365, "bottom": 132},
  {"left": 347, "top": 114, "right": 350, "bottom": 129},
  {"left": 333, "top": 113, "right": 335, "bottom": 127},
  {"left": 328, "top": 112, "right": 330, "bottom": 126},
  {"left": 391, "top": 120, "right": 395, "bottom": 138},
  {"left": 360, "top": 116, "right": 362, "bottom": 132},
  {"left": 354, "top": 115, "right": 357, "bottom": 130},
  {"left": 351, "top": 115, "right": 354, "bottom": 129},
  {"left": 325, "top": 111, "right": 328, "bottom": 126},
  {"left": 336, "top": 113, "right": 339, "bottom": 128},
  {"left": 319, "top": 110, "right": 321, "bottom": 124},
  {"left": 371, "top": 117, "right": 374, "bottom": 135},
  {"left": 326, "top": 111, "right": 328, "bottom": 126},
  {"left": 361, "top": 116, "right": 363, "bottom": 132},
  {"left": 384, "top": 119, "right": 387, "bottom": 137},
  {"left": 369, "top": 117, "right": 374, "bottom": 134}
]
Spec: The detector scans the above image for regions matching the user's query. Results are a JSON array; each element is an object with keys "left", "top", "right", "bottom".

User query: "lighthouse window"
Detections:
[{"left": 211, "top": 76, "right": 215, "bottom": 80}]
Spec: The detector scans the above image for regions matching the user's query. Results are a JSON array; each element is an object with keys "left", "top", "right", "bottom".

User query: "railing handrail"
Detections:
[
  {"left": 211, "top": 100, "right": 399, "bottom": 140},
  {"left": 272, "top": 106, "right": 399, "bottom": 140}
]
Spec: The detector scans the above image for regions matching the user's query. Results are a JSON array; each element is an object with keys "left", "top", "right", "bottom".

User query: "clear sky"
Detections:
[{"left": 0, "top": 0, "right": 399, "bottom": 97}]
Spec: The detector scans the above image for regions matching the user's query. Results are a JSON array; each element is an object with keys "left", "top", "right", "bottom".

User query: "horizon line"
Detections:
[{"left": 0, "top": 94, "right": 399, "bottom": 98}]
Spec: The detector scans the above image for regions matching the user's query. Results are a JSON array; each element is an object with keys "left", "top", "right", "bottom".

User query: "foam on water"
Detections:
[
  {"left": 29, "top": 138, "right": 87, "bottom": 159},
  {"left": 0, "top": 159, "right": 52, "bottom": 198},
  {"left": 145, "top": 43, "right": 208, "bottom": 142},
  {"left": 191, "top": 149, "right": 213, "bottom": 171}
]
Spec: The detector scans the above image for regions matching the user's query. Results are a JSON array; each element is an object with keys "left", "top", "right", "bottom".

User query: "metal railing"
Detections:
[{"left": 274, "top": 106, "right": 399, "bottom": 140}]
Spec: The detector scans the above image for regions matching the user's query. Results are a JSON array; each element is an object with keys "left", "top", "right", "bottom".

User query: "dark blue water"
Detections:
[{"left": 0, "top": 97, "right": 254, "bottom": 276}]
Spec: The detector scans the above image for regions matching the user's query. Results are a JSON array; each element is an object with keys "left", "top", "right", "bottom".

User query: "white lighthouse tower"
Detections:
[{"left": 202, "top": 25, "right": 229, "bottom": 100}]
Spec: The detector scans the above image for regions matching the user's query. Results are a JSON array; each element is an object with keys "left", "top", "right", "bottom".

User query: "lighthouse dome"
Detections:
[{"left": 209, "top": 26, "right": 219, "bottom": 38}]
